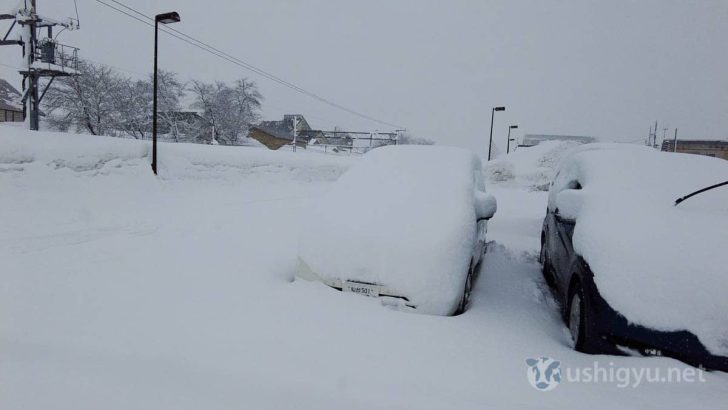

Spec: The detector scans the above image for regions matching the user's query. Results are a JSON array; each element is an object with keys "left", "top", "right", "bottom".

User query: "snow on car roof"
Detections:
[
  {"left": 298, "top": 145, "right": 484, "bottom": 315},
  {"left": 552, "top": 144, "right": 728, "bottom": 355}
]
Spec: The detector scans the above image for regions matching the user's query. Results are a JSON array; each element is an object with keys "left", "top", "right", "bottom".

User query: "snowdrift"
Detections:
[
  {"left": 484, "top": 140, "right": 584, "bottom": 189},
  {"left": 0, "top": 125, "right": 354, "bottom": 183}
]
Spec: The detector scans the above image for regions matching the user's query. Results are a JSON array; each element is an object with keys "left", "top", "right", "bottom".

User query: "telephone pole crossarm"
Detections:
[{"left": 1, "top": 0, "right": 81, "bottom": 131}]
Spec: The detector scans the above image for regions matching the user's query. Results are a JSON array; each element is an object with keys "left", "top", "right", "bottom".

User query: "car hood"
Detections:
[{"left": 573, "top": 194, "right": 728, "bottom": 357}]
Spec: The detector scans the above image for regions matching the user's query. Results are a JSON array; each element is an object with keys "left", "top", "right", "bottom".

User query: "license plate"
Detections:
[{"left": 343, "top": 281, "right": 379, "bottom": 298}]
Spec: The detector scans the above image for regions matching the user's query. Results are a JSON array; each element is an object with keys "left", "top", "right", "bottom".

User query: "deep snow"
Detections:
[
  {"left": 483, "top": 140, "right": 584, "bottom": 190},
  {"left": 1, "top": 126, "right": 727, "bottom": 409}
]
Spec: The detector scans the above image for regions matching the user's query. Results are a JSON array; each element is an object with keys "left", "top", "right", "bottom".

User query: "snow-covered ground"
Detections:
[
  {"left": 484, "top": 140, "right": 584, "bottom": 190},
  {"left": 1, "top": 126, "right": 726, "bottom": 409}
]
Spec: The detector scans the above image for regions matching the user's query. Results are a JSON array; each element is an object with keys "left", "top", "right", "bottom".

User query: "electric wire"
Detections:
[{"left": 95, "top": 0, "right": 404, "bottom": 129}]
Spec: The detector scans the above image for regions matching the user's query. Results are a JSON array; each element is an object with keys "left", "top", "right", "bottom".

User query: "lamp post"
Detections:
[
  {"left": 506, "top": 125, "right": 518, "bottom": 154},
  {"left": 488, "top": 106, "right": 505, "bottom": 161},
  {"left": 151, "top": 11, "right": 181, "bottom": 175}
]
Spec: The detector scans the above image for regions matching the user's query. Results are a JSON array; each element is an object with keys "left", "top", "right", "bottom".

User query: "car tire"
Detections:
[
  {"left": 540, "top": 243, "right": 556, "bottom": 287},
  {"left": 456, "top": 265, "right": 474, "bottom": 315},
  {"left": 567, "top": 282, "right": 593, "bottom": 352}
]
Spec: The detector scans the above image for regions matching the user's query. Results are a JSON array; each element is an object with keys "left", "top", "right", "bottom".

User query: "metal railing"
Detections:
[{"left": 36, "top": 39, "right": 79, "bottom": 74}]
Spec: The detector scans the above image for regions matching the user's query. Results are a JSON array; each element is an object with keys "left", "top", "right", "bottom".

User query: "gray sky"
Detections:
[{"left": 2, "top": 0, "right": 727, "bottom": 153}]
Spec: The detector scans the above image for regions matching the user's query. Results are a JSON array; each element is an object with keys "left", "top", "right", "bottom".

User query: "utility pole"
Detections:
[
  {"left": 506, "top": 125, "right": 518, "bottom": 154},
  {"left": 292, "top": 115, "right": 298, "bottom": 152},
  {"left": 488, "top": 106, "right": 505, "bottom": 161},
  {"left": 150, "top": 11, "right": 179, "bottom": 175},
  {"left": 645, "top": 125, "right": 652, "bottom": 147},
  {"left": 673, "top": 128, "right": 678, "bottom": 153},
  {"left": 24, "top": 0, "right": 39, "bottom": 130},
  {"left": 1, "top": 0, "right": 80, "bottom": 131}
]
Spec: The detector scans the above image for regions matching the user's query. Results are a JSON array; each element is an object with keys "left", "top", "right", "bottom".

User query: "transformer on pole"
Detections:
[{"left": 1, "top": 0, "right": 81, "bottom": 131}]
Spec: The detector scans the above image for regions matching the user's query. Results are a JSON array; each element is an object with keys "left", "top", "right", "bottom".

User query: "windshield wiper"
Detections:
[{"left": 674, "top": 180, "right": 728, "bottom": 207}]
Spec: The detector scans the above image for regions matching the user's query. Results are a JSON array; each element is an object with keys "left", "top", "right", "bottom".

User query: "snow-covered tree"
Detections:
[
  {"left": 115, "top": 78, "right": 151, "bottom": 139},
  {"left": 43, "top": 59, "right": 125, "bottom": 136},
  {"left": 190, "top": 78, "right": 262, "bottom": 145},
  {"left": 43, "top": 62, "right": 261, "bottom": 145},
  {"left": 397, "top": 132, "right": 434, "bottom": 145},
  {"left": 156, "top": 70, "right": 186, "bottom": 141},
  {"left": 115, "top": 70, "right": 186, "bottom": 140},
  {"left": 231, "top": 78, "right": 262, "bottom": 129}
]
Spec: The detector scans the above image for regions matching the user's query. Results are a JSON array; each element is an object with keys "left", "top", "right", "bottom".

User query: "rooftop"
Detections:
[
  {"left": 521, "top": 134, "right": 596, "bottom": 146},
  {"left": 0, "top": 78, "right": 23, "bottom": 112}
]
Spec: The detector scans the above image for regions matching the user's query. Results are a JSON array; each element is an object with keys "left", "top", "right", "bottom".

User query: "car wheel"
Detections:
[
  {"left": 539, "top": 233, "right": 546, "bottom": 263},
  {"left": 567, "top": 283, "right": 590, "bottom": 352},
  {"left": 540, "top": 244, "right": 556, "bottom": 287},
  {"left": 456, "top": 266, "right": 474, "bottom": 315}
]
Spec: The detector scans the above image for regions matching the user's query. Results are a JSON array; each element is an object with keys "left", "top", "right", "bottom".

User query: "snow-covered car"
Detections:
[
  {"left": 540, "top": 144, "right": 728, "bottom": 371},
  {"left": 297, "top": 145, "right": 497, "bottom": 315}
]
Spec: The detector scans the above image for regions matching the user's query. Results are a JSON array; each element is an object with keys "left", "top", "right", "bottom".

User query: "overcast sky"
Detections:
[{"left": 1, "top": 0, "right": 727, "bottom": 153}]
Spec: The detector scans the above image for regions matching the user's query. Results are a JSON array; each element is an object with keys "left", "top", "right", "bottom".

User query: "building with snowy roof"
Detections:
[
  {"left": 0, "top": 79, "right": 24, "bottom": 123},
  {"left": 248, "top": 115, "right": 325, "bottom": 150},
  {"left": 519, "top": 134, "right": 596, "bottom": 147},
  {"left": 661, "top": 139, "right": 728, "bottom": 160}
]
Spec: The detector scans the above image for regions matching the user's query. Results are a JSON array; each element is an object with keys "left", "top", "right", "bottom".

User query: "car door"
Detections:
[
  {"left": 553, "top": 211, "right": 576, "bottom": 291},
  {"left": 548, "top": 177, "right": 582, "bottom": 290},
  {"left": 473, "top": 169, "right": 495, "bottom": 265}
]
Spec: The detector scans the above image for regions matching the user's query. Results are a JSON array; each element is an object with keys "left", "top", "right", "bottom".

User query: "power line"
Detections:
[
  {"left": 95, "top": 0, "right": 404, "bottom": 129},
  {"left": 89, "top": 3, "right": 335, "bottom": 126},
  {"left": 76, "top": 55, "right": 338, "bottom": 127}
]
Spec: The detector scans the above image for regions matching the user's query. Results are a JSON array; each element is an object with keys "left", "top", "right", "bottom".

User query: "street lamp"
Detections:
[
  {"left": 151, "top": 11, "right": 181, "bottom": 175},
  {"left": 488, "top": 106, "right": 505, "bottom": 161},
  {"left": 506, "top": 125, "right": 518, "bottom": 154}
]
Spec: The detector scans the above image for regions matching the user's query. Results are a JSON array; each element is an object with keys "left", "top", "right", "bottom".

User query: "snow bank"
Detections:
[
  {"left": 0, "top": 125, "right": 354, "bottom": 183},
  {"left": 550, "top": 144, "right": 728, "bottom": 356},
  {"left": 298, "top": 145, "right": 485, "bottom": 315},
  {"left": 484, "top": 141, "right": 584, "bottom": 189}
]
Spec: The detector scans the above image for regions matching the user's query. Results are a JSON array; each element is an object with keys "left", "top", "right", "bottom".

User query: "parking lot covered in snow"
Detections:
[{"left": 1, "top": 126, "right": 727, "bottom": 409}]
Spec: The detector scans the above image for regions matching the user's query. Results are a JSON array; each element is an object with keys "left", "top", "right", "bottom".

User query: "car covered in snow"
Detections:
[
  {"left": 297, "top": 145, "right": 497, "bottom": 315},
  {"left": 540, "top": 144, "right": 728, "bottom": 371}
]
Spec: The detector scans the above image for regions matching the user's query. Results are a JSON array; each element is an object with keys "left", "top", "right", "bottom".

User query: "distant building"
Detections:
[
  {"left": 248, "top": 115, "right": 324, "bottom": 150},
  {"left": 661, "top": 139, "right": 728, "bottom": 160},
  {"left": 0, "top": 78, "right": 24, "bottom": 123},
  {"left": 519, "top": 134, "right": 596, "bottom": 147}
]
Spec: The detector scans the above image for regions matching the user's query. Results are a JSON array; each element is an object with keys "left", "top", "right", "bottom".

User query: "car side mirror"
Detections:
[
  {"left": 553, "top": 208, "right": 573, "bottom": 224},
  {"left": 553, "top": 189, "right": 583, "bottom": 223},
  {"left": 475, "top": 191, "right": 497, "bottom": 222}
]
